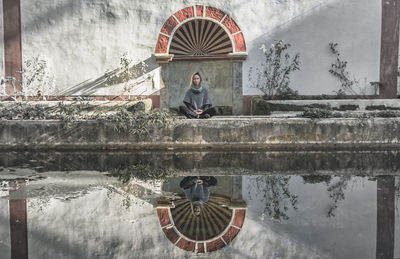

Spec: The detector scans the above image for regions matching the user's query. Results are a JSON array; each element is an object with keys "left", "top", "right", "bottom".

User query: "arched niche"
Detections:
[{"left": 154, "top": 6, "right": 247, "bottom": 115}]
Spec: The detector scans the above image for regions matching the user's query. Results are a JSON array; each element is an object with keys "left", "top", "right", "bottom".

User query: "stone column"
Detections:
[
  {"left": 232, "top": 62, "right": 243, "bottom": 115},
  {"left": 379, "top": 0, "right": 400, "bottom": 98},
  {"left": 159, "top": 64, "right": 169, "bottom": 110}
]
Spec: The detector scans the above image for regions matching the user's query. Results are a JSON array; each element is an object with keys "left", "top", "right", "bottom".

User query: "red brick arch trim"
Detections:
[
  {"left": 155, "top": 5, "right": 247, "bottom": 62},
  {"left": 157, "top": 207, "right": 246, "bottom": 253}
]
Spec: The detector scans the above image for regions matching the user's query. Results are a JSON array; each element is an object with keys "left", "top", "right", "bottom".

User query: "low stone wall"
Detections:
[{"left": 1, "top": 117, "right": 400, "bottom": 150}]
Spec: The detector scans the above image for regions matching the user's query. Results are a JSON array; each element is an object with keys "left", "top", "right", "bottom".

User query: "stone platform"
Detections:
[{"left": 1, "top": 116, "right": 400, "bottom": 150}]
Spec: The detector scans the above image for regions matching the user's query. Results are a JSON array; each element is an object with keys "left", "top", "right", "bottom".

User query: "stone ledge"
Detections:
[{"left": 0, "top": 117, "right": 400, "bottom": 150}]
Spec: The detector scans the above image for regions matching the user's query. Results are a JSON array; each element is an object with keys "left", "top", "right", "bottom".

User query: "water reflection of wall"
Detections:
[
  {"left": 0, "top": 173, "right": 399, "bottom": 258},
  {"left": 0, "top": 191, "right": 11, "bottom": 259},
  {"left": 394, "top": 176, "right": 400, "bottom": 258},
  {"left": 243, "top": 176, "right": 379, "bottom": 259}
]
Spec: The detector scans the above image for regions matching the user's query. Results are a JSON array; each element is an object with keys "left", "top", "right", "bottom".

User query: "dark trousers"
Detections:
[{"left": 179, "top": 105, "right": 217, "bottom": 119}]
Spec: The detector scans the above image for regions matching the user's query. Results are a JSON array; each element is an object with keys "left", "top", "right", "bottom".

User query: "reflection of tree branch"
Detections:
[
  {"left": 252, "top": 176, "right": 298, "bottom": 222},
  {"left": 108, "top": 163, "right": 177, "bottom": 209},
  {"left": 326, "top": 176, "right": 351, "bottom": 218},
  {"left": 109, "top": 163, "right": 175, "bottom": 184}
]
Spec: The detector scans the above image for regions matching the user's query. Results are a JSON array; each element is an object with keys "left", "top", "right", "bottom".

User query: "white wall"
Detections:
[
  {"left": 0, "top": 3, "right": 4, "bottom": 82},
  {"left": 241, "top": 0, "right": 381, "bottom": 95},
  {"left": 18, "top": 0, "right": 381, "bottom": 96}
]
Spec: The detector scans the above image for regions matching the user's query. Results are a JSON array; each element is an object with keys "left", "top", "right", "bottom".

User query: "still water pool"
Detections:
[{"left": 0, "top": 151, "right": 399, "bottom": 259}]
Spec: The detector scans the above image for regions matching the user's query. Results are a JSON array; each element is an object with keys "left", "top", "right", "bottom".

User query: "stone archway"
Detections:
[{"left": 154, "top": 6, "right": 247, "bottom": 115}]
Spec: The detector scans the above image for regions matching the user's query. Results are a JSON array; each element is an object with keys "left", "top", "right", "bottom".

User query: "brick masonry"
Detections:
[
  {"left": 155, "top": 5, "right": 246, "bottom": 56},
  {"left": 176, "top": 238, "right": 195, "bottom": 252},
  {"left": 222, "top": 226, "right": 240, "bottom": 244},
  {"left": 157, "top": 208, "right": 171, "bottom": 227},
  {"left": 163, "top": 227, "right": 180, "bottom": 244},
  {"left": 232, "top": 209, "right": 246, "bottom": 228},
  {"left": 158, "top": 207, "right": 245, "bottom": 253},
  {"left": 206, "top": 238, "right": 226, "bottom": 252},
  {"left": 205, "top": 6, "right": 225, "bottom": 21},
  {"left": 174, "top": 7, "right": 194, "bottom": 22}
]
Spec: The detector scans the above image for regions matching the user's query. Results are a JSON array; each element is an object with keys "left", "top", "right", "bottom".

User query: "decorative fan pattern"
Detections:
[
  {"left": 171, "top": 197, "right": 233, "bottom": 241},
  {"left": 169, "top": 19, "right": 233, "bottom": 59}
]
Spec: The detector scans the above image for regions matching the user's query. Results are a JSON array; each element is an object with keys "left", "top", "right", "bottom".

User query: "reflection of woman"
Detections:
[
  {"left": 180, "top": 176, "right": 217, "bottom": 216},
  {"left": 179, "top": 72, "right": 217, "bottom": 119}
]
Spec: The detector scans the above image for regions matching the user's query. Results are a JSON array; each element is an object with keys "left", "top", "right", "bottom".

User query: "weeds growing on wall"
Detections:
[
  {"left": 111, "top": 163, "right": 176, "bottom": 184},
  {"left": 105, "top": 52, "right": 149, "bottom": 96},
  {"left": 98, "top": 107, "right": 172, "bottom": 135},
  {"left": 301, "top": 108, "right": 342, "bottom": 119},
  {"left": 18, "top": 55, "right": 56, "bottom": 97},
  {"left": 249, "top": 40, "right": 300, "bottom": 99},
  {"left": 0, "top": 102, "right": 173, "bottom": 133},
  {"left": 328, "top": 43, "right": 362, "bottom": 96}
]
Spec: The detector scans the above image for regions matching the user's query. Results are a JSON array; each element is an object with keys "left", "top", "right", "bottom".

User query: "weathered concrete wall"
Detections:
[
  {"left": 1, "top": 117, "right": 400, "bottom": 150},
  {"left": 162, "top": 61, "right": 233, "bottom": 109},
  {"left": 3, "top": 0, "right": 378, "bottom": 97}
]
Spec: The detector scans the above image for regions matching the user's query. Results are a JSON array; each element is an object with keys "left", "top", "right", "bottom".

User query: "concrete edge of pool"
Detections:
[{"left": 0, "top": 117, "right": 399, "bottom": 150}]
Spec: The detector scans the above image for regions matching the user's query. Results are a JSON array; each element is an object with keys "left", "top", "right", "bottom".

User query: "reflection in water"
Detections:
[
  {"left": 156, "top": 176, "right": 247, "bottom": 253},
  {"left": 248, "top": 176, "right": 298, "bottom": 222},
  {"left": 326, "top": 176, "right": 351, "bottom": 217},
  {"left": 174, "top": 177, "right": 232, "bottom": 241},
  {"left": 0, "top": 152, "right": 399, "bottom": 258},
  {"left": 180, "top": 176, "right": 217, "bottom": 216},
  {"left": 376, "top": 176, "right": 395, "bottom": 259}
]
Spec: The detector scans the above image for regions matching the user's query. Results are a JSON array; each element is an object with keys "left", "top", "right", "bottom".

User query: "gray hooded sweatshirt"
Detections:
[{"left": 183, "top": 85, "right": 212, "bottom": 111}]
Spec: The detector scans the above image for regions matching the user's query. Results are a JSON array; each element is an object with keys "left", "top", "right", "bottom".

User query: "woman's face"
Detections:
[{"left": 193, "top": 75, "right": 201, "bottom": 86}]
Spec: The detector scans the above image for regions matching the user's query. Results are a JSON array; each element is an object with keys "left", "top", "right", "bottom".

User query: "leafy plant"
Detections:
[
  {"left": 100, "top": 107, "right": 172, "bottom": 135},
  {"left": 251, "top": 175, "right": 298, "bottom": 222},
  {"left": 301, "top": 108, "right": 342, "bottom": 119},
  {"left": 328, "top": 43, "right": 359, "bottom": 96},
  {"left": 249, "top": 40, "right": 300, "bottom": 98},
  {"left": 18, "top": 55, "right": 55, "bottom": 97},
  {"left": 105, "top": 52, "right": 148, "bottom": 96},
  {"left": 0, "top": 102, "right": 173, "bottom": 133},
  {"left": 326, "top": 176, "right": 351, "bottom": 217}
]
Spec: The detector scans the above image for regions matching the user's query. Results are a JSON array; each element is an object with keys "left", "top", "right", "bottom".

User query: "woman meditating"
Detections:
[{"left": 179, "top": 72, "right": 217, "bottom": 119}]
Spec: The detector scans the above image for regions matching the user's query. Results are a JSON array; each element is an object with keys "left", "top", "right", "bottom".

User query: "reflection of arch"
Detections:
[
  {"left": 155, "top": 5, "right": 247, "bottom": 63},
  {"left": 156, "top": 195, "right": 246, "bottom": 253}
]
